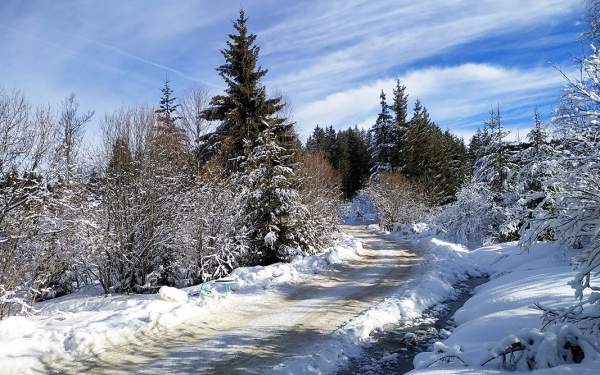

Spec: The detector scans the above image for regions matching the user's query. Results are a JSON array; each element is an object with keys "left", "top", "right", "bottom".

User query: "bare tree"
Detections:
[
  {"left": 0, "top": 89, "right": 60, "bottom": 316},
  {"left": 297, "top": 152, "right": 342, "bottom": 247},
  {"left": 55, "top": 94, "right": 94, "bottom": 184},
  {"left": 178, "top": 88, "right": 213, "bottom": 171},
  {"left": 365, "top": 172, "right": 431, "bottom": 230}
]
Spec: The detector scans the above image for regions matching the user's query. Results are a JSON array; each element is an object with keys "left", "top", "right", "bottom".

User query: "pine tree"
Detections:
[
  {"left": 391, "top": 80, "right": 409, "bottom": 170},
  {"left": 239, "top": 120, "right": 310, "bottom": 265},
  {"left": 153, "top": 79, "right": 187, "bottom": 168},
  {"left": 528, "top": 108, "right": 547, "bottom": 153},
  {"left": 306, "top": 125, "right": 371, "bottom": 199},
  {"left": 369, "top": 90, "right": 395, "bottom": 173},
  {"left": 155, "top": 78, "right": 180, "bottom": 122},
  {"left": 403, "top": 99, "right": 429, "bottom": 178},
  {"left": 202, "top": 9, "right": 288, "bottom": 168}
]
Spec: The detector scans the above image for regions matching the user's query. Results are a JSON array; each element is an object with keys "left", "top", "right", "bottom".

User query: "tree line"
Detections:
[{"left": 306, "top": 80, "right": 468, "bottom": 204}]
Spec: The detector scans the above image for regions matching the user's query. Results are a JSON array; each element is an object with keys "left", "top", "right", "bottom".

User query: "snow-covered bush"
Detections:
[
  {"left": 0, "top": 90, "right": 88, "bottom": 316},
  {"left": 431, "top": 179, "right": 502, "bottom": 248},
  {"left": 519, "top": 44, "right": 600, "bottom": 332},
  {"left": 364, "top": 171, "right": 431, "bottom": 230},
  {"left": 175, "top": 160, "right": 249, "bottom": 284},
  {"left": 481, "top": 325, "right": 599, "bottom": 370}
]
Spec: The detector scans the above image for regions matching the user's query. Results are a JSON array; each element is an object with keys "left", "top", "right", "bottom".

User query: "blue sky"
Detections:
[{"left": 0, "top": 0, "right": 587, "bottom": 142}]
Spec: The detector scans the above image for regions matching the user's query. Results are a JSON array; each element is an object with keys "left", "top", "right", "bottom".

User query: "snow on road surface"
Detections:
[{"left": 33, "top": 225, "right": 419, "bottom": 374}]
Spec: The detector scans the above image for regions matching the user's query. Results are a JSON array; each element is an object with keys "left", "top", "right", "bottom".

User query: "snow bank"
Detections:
[
  {"left": 0, "top": 316, "right": 37, "bottom": 339},
  {"left": 342, "top": 237, "right": 481, "bottom": 340},
  {"left": 0, "top": 232, "right": 361, "bottom": 374},
  {"left": 275, "top": 226, "right": 600, "bottom": 374},
  {"left": 273, "top": 228, "right": 484, "bottom": 374},
  {"left": 410, "top": 241, "right": 600, "bottom": 374},
  {"left": 158, "top": 286, "right": 189, "bottom": 303}
]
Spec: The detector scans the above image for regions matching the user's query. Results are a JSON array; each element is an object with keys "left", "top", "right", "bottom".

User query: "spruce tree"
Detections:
[
  {"left": 473, "top": 107, "right": 511, "bottom": 195},
  {"left": 153, "top": 79, "right": 187, "bottom": 171},
  {"left": 528, "top": 108, "right": 547, "bottom": 153},
  {"left": 369, "top": 90, "right": 395, "bottom": 173},
  {"left": 239, "top": 120, "right": 310, "bottom": 265},
  {"left": 155, "top": 78, "right": 180, "bottom": 122},
  {"left": 391, "top": 79, "right": 409, "bottom": 170},
  {"left": 403, "top": 99, "right": 429, "bottom": 177},
  {"left": 202, "top": 9, "right": 288, "bottom": 168}
]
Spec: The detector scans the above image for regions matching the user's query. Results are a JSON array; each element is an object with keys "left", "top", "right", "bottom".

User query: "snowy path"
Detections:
[{"left": 41, "top": 225, "right": 419, "bottom": 375}]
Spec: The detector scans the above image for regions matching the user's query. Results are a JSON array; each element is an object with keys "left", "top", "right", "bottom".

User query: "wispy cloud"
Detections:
[
  {"left": 295, "top": 63, "right": 570, "bottom": 138},
  {"left": 262, "top": 0, "right": 582, "bottom": 99}
]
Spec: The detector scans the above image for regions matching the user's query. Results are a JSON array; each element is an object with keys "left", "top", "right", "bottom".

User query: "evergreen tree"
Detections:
[
  {"left": 528, "top": 108, "right": 547, "bottom": 153},
  {"left": 306, "top": 125, "right": 336, "bottom": 160},
  {"left": 369, "top": 90, "right": 395, "bottom": 173},
  {"left": 468, "top": 128, "right": 491, "bottom": 170},
  {"left": 391, "top": 79, "right": 409, "bottom": 169},
  {"left": 239, "top": 120, "right": 310, "bottom": 265},
  {"left": 346, "top": 127, "right": 371, "bottom": 198},
  {"left": 474, "top": 106, "right": 510, "bottom": 195},
  {"left": 202, "top": 9, "right": 288, "bottom": 168},
  {"left": 155, "top": 78, "right": 180, "bottom": 122},
  {"left": 306, "top": 125, "right": 371, "bottom": 199},
  {"left": 403, "top": 99, "right": 430, "bottom": 178}
]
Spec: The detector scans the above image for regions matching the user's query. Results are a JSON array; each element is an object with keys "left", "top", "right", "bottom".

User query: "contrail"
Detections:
[
  {"left": 73, "top": 34, "right": 222, "bottom": 89},
  {"left": 0, "top": 24, "right": 222, "bottom": 89}
]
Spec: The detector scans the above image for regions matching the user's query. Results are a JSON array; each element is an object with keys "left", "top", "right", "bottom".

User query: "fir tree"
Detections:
[
  {"left": 528, "top": 108, "right": 547, "bottom": 153},
  {"left": 391, "top": 79, "right": 409, "bottom": 170},
  {"left": 155, "top": 78, "right": 180, "bottom": 122},
  {"left": 202, "top": 9, "right": 288, "bottom": 168},
  {"left": 369, "top": 90, "right": 395, "bottom": 173},
  {"left": 239, "top": 120, "right": 310, "bottom": 265},
  {"left": 474, "top": 106, "right": 510, "bottom": 195}
]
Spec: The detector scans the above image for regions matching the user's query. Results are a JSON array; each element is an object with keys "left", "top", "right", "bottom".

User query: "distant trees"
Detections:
[
  {"left": 305, "top": 80, "right": 468, "bottom": 205},
  {"left": 306, "top": 125, "right": 370, "bottom": 199}
]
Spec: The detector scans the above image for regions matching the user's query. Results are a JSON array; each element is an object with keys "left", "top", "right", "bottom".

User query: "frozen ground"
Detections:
[
  {"left": 0, "top": 225, "right": 420, "bottom": 374},
  {"left": 3, "top": 223, "right": 597, "bottom": 374}
]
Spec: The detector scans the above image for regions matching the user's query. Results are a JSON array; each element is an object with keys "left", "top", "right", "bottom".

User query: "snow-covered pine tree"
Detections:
[
  {"left": 473, "top": 106, "right": 512, "bottom": 195},
  {"left": 239, "top": 119, "right": 311, "bottom": 265},
  {"left": 369, "top": 90, "right": 395, "bottom": 173}
]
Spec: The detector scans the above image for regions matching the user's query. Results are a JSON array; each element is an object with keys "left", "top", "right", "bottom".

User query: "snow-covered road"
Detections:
[{"left": 40, "top": 225, "right": 419, "bottom": 374}]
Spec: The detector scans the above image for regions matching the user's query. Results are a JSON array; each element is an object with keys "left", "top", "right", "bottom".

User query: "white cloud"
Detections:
[
  {"left": 263, "top": 0, "right": 582, "bottom": 99},
  {"left": 295, "top": 63, "right": 569, "bottom": 138}
]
